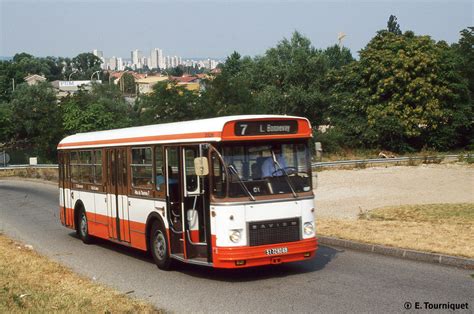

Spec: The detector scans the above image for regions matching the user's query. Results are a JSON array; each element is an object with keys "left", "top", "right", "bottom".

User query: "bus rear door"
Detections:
[{"left": 105, "top": 148, "right": 131, "bottom": 242}]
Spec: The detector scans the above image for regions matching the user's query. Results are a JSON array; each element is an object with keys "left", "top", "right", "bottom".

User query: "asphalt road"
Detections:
[{"left": 0, "top": 179, "right": 472, "bottom": 313}]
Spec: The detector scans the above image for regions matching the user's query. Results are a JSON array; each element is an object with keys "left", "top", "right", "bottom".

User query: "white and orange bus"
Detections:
[{"left": 58, "top": 115, "right": 317, "bottom": 269}]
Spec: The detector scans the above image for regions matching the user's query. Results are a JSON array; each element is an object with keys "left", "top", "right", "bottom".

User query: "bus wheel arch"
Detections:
[{"left": 145, "top": 212, "right": 166, "bottom": 252}]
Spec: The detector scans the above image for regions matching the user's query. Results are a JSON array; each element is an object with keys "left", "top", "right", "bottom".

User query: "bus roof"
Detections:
[{"left": 57, "top": 115, "right": 312, "bottom": 149}]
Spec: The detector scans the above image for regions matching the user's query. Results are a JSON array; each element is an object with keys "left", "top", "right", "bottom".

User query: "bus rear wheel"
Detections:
[
  {"left": 77, "top": 209, "right": 93, "bottom": 244},
  {"left": 150, "top": 221, "right": 172, "bottom": 270}
]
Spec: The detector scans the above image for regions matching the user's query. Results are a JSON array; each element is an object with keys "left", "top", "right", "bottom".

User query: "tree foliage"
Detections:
[
  {"left": 387, "top": 15, "right": 402, "bottom": 35},
  {"left": 135, "top": 81, "right": 199, "bottom": 124},
  {"left": 71, "top": 53, "right": 102, "bottom": 80},
  {"left": 61, "top": 84, "right": 131, "bottom": 134},
  {"left": 199, "top": 52, "right": 257, "bottom": 117},
  {"left": 8, "top": 82, "right": 62, "bottom": 160},
  {"left": 1, "top": 20, "right": 472, "bottom": 162},
  {"left": 119, "top": 73, "right": 136, "bottom": 95},
  {"left": 329, "top": 29, "right": 471, "bottom": 151}
]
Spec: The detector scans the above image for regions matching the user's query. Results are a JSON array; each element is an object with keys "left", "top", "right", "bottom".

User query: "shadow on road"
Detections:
[
  {"left": 177, "top": 245, "right": 341, "bottom": 282},
  {"left": 69, "top": 232, "right": 341, "bottom": 281}
]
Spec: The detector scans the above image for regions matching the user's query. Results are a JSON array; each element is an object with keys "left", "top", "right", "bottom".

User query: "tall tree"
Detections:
[
  {"left": 199, "top": 52, "right": 257, "bottom": 117},
  {"left": 323, "top": 45, "right": 354, "bottom": 70},
  {"left": 61, "top": 83, "right": 131, "bottom": 134},
  {"left": 452, "top": 27, "right": 474, "bottom": 101},
  {"left": 8, "top": 82, "right": 63, "bottom": 161},
  {"left": 251, "top": 31, "right": 330, "bottom": 125},
  {"left": 136, "top": 81, "right": 200, "bottom": 124},
  {"left": 387, "top": 15, "right": 402, "bottom": 35},
  {"left": 120, "top": 72, "right": 136, "bottom": 95},
  {"left": 329, "top": 30, "right": 471, "bottom": 151},
  {"left": 71, "top": 53, "right": 102, "bottom": 80}
]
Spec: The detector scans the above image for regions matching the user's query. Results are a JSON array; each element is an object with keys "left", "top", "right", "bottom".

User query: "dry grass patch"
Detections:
[
  {"left": 0, "top": 234, "right": 160, "bottom": 313},
  {"left": 317, "top": 203, "right": 474, "bottom": 258}
]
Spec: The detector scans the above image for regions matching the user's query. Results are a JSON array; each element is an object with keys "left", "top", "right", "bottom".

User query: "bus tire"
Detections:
[
  {"left": 150, "top": 220, "right": 172, "bottom": 270},
  {"left": 77, "top": 208, "right": 93, "bottom": 244}
]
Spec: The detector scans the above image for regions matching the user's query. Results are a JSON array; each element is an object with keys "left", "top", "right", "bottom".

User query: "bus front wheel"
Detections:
[
  {"left": 150, "top": 221, "right": 172, "bottom": 270},
  {"left": 77, "top": 209, "right": 93, "bottom": 244}
]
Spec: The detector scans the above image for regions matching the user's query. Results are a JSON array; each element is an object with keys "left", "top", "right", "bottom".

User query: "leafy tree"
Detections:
[
  {"left": 61, "top": 83, "right": 131, "bottom": 134},
  {"left": 251, "top": 32, "right": 331, "bottom": 125},
  {"left": 452, "top": 27, "right": 474, "bottom": 100},
  {"left": 162, "top": 66, "right": 184, "bottom": 77},
  {"left": 119, "top": 72, "right": 136, "bottom": 95},
  {"left": 329, "top": 30, "right": 471, "bottom": 151},
  {"left": 323, "top": 45, "right": 354, "bottom": 70},
  {"left": 199, "top": 52, "right": 258, "bottom": 117},
  {"left": 136, "top": 81, "right": 200, "bottom": 124},
  {"left": 8, "top": 82, "right": 62, "bottom": 161},
  {"left": 0, "top": 102, "right": 13, "bottom": 143},
  {"left": 71, "top": 53, "right": 102, "bottom": 80},
  {"left": 387, "top": 15, "right": 402, "bottom": 35}
]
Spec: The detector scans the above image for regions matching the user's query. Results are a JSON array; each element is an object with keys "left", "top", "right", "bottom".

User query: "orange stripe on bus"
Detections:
[{"left": 57, "top": 131, "right": 222, "bottom": 148}]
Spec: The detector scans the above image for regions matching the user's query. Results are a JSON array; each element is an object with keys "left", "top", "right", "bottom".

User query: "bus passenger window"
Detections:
[
  {"left": 70, "top": 151, "right": 80, "bottom": 183},
  {"left": 155, "top": 146, "right": 164, "bottom": 192},
  {"left": 211, "top": 152, "right": 225, "bottom": 198},
  {"left": 93, "top": 150, "right": 103, "bottom": 184},
  {"left": 131, "top": 147, "right": 153, "bottom": 189},
  {"left": 184, "top": 148, "right": 198, "bottom": 192}
]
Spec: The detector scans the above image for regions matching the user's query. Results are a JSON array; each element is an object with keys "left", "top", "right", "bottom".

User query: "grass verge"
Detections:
[
  {"left": 317, "top": 203, "right": 474, "bottom": 258},
  {"left": 0, "top": 234, "right": 160, "bottom": 312}
]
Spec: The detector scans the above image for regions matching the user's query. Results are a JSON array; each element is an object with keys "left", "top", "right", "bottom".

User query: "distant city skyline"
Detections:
[
  {"left": 1, "top": 1, "right": 472, "bottom": 59},
  {"left": 92, "top": 47, "right": 221, "bottom": 71}
]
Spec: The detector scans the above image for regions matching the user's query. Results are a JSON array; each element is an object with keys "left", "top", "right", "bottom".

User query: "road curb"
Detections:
[{"left": 318, "top": 236, "right": 474, "bottom": 270}]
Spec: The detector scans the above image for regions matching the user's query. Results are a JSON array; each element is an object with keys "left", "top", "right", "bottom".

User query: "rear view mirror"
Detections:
[{"left": 194, "top": 157, "right": 209, "bottom": 176}]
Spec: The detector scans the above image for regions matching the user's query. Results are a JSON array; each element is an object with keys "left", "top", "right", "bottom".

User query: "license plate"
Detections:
[{"left": 265, "top": 247, "right": 288, "bottom": 255}]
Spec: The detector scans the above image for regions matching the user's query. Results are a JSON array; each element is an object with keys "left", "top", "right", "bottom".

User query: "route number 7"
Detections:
[{"left": 239, "top": 124, "right": 248, "bottom": 135}]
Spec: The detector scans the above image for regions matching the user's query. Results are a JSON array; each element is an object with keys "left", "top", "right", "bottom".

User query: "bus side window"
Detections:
[
  {"left": 93, "top": 149, "right": 103, "bottom": 185},
  {"left": 184, "top": 147, "right": 198, "bottom": 193},
  {"left": 167, "top": 147, "right": 180, "bottom": 202},
  {"left": 131, "top": 147, "right": 153, "bottom": 189},
  {"left": 211, "top": 152, "right": 225, "bottom": 198},
  {"left": 155, "top": 146, "right": 165, "bottom": 195}
]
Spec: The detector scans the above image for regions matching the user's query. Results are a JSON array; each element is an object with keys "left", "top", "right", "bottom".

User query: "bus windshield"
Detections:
[{"left": 211, "top": 141, "right": 312, "bottom": 199}]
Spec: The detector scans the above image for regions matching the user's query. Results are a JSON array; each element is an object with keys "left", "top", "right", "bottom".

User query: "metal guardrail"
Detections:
[
  {"left": 0, "top": 154, "right": 470, "bottom": 170},
  {"left": 0, "top": 164, "right": 58, "bottom": 169},
  {"left": 312, "top": 154, "right": 467, "bottom": 168}
]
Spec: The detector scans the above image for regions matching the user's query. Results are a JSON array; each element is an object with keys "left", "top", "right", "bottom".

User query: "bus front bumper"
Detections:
[{"left": 212, "top": 237, "right": 318, "bottom": 268}]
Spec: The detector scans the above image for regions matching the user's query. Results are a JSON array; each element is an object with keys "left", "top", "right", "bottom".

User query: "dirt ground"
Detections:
[{"left": 314, "top": 163, "right": 474, "bottom": 219}]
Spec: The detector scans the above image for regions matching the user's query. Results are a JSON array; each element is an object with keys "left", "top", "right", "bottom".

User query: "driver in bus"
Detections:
[{"left": 261, "top": 146, "right": 288, "bottom": 178}]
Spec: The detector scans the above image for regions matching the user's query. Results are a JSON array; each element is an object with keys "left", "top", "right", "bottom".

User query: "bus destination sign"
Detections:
[{"left": 235, "top": 120, "right": 298, "bottom": 136}]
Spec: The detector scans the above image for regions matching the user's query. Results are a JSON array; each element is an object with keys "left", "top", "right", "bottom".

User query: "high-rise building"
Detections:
[
  {"left": 92, "top": 49, "right": 103, "bottom": 58},
  {"left": 117, "top": 57, "right": 124, "bottom": 71},
  {"left": 131, "top": 49, "right": 142, "bottom": 69},
  {"left": 150, "top": 48, "right": 164, "bottom": 69},
  {"left": 108, "top": 56, "right": 117, "bottom": 71}
]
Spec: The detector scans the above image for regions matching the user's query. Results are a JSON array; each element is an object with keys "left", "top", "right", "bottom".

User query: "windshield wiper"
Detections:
[
  {"left": 271, "top": 150, "right": 298, "bottom": 198},
  {"left": 228, "top": 165, "right": 255, "bottom": 201}
]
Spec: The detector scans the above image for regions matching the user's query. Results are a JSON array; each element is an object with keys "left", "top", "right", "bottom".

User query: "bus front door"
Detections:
[
  {"left": 106, "top": 148, "right": 130, "bottom": 243},
  {"left": 165, "top": 145, "right": 211, "bottom": 264}
]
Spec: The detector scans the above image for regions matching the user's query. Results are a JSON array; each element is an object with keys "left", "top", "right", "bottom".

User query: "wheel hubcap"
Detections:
[
  {"left": 153, "top": 231, "right": 166, "bottom": 259},
  {"left": 80, "top": 213, "right": 87, "bottom": 236}
]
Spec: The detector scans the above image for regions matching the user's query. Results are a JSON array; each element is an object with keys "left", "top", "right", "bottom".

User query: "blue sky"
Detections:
[{"left": 0, "top": 0, "right": 472, "bottom": 59}]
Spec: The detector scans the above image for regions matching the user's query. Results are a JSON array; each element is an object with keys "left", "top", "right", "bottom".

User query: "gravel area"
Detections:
[{"left": 314, "top": 163, "right": 474, "bottom": 219}]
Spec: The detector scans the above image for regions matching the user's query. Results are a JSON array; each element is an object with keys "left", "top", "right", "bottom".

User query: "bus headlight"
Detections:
[
  {"left": 304, "top": 222, "right": 314, "bottom": 236},
  {"left": 229, "top": 230, "right": 241, "bottom": 243}
]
